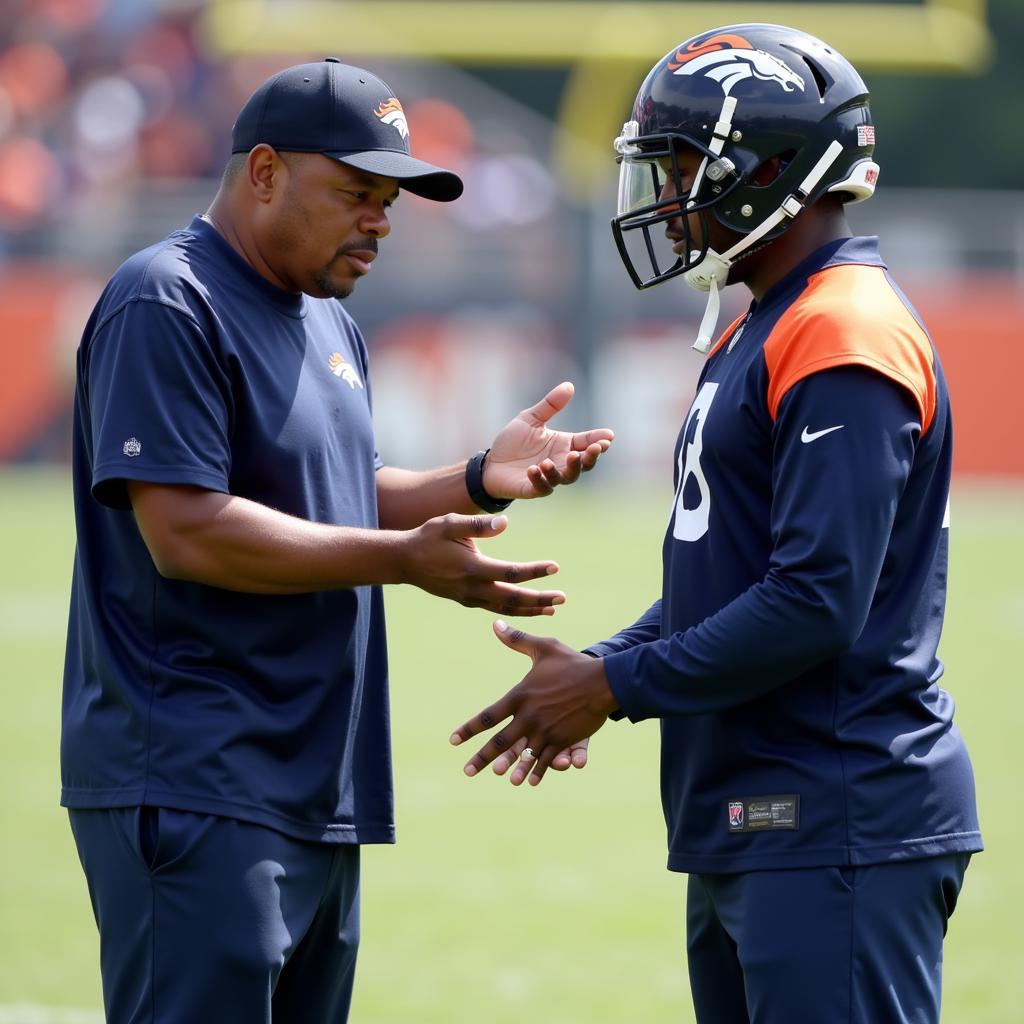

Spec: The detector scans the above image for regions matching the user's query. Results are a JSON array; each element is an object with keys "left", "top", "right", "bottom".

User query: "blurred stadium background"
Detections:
[{"left": 1, "top": 1, "right": 1021, "bottom": 1021}]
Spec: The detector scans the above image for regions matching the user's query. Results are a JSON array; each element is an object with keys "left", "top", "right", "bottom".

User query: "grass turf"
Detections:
[{"left": 0, "top": 468, "right": 1020, "bottom": 1021}]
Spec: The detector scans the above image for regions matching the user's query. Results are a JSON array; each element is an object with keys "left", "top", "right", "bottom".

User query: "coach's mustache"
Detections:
[{"left": 332, "top": 238, "right": 379, "bottom": 261}]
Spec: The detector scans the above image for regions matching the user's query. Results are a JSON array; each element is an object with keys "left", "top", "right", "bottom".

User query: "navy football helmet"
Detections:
[{"left": 611, "top": 23, "right": 879, "bottom": 344}]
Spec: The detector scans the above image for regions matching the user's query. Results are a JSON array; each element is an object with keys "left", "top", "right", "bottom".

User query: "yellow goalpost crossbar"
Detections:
[{"left": 201, "top": 1, "right": 991, "bottom": 72}]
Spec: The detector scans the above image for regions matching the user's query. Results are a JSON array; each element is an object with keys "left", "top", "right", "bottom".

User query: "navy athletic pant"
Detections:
[
  {"left": 69, "top": 806, "right": 360, "bottom": 1024},
  {"left": 685, "top": 854, "right": 971, "bottom": 1024}
]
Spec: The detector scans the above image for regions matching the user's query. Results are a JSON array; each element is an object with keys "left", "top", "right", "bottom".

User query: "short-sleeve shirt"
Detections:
[
  {"left": 590, "top": 237, "right": 982, "bottom": 873},
  {"left": 61, "top": 216, "right": 393, "bottom": 844}
]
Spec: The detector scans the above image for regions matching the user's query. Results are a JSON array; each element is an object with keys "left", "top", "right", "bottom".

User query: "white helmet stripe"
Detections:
[{"left": 690, "top": 95, "right": 737, "bottom": 209}]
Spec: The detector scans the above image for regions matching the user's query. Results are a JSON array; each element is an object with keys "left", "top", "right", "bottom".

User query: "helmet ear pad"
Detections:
[
  {"left": 750, "top": 155, "right": 785, "bottom": 187},
  {"left": 699, "top": 153, "right": 787, "bottom": 271}
]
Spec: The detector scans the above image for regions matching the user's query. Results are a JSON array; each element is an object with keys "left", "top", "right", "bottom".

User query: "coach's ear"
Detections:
[{"left": 247, "top": 144, "right": 284, "bottom": 204}]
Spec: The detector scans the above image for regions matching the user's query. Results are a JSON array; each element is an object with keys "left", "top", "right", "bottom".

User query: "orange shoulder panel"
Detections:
[
  {"left": 708, "top": 311, "right": 748, "bottom": 358},
  {"left": 763, "top": 264, "right": 937, "bottom": 433}
]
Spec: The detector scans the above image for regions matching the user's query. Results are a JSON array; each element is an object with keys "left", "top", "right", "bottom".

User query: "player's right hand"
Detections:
[{"left": 399, "top": 513, "right": 565, "bottom": 616}]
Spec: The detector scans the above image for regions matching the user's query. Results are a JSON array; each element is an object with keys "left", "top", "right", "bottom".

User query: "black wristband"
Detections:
[{"left": 465, "top": 449, "right": 513, "bottom": 514}]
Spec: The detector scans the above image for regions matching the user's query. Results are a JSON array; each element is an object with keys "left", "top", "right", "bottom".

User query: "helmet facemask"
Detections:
[{"left": 612, "top": 119, "right": 748, "bottom": 291}]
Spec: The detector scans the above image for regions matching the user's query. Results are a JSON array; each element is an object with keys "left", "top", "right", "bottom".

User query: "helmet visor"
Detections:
[{"left": 615, "top": 121, "right": 660, "bottom": 218}]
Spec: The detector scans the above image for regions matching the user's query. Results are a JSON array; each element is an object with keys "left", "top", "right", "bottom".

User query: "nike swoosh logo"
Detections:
[{"left": 800, "top": 424, "right": 845, "bottom": 444}]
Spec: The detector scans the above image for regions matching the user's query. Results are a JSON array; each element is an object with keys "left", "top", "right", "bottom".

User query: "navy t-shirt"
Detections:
[
  {"left": 61, "top": 216, "right": 394, "bottom": 844},
  {"left": 588, "top": 238, "right": 982, "bottom": 873}
]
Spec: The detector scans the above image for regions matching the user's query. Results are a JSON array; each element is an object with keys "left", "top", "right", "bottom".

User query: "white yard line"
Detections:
[{"left": 0, "top": 1007, "right": 102, "bottom": 1024}]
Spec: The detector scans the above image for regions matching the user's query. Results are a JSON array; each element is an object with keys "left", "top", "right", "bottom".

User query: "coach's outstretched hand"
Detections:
[
  {"left": 484, "top": 382, "right": 614, "bottom": 499},
  {"left": 402, "top": 514, "right": 566, "bottom": 617},
  {"left": 450, "top": 621, "right": 618, "bottom": 784}
]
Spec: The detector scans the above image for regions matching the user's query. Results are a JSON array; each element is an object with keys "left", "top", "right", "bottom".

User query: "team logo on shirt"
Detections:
[
  {"left": 668, "top": 33, "right": 805, "bottom": 97},
  {"left": 328, "top": 353, "right": 364, "bottom": 390},
  {"left": 728, "top": 801, "right": 744, "bottom": 829},
  {"left": 122, "top": 437, "right": 142, "bottom": 457},
  {"left": 374, "top": 97, "right": 409, "bottom": 141}
]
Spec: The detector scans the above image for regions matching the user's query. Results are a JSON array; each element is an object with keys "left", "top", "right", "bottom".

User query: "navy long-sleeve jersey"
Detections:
[{"left": 588, "top": 238, "right": 982, "bottom": 874}]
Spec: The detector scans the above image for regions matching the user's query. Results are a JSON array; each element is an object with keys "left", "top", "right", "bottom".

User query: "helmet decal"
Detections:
[
  {"left": 374, "top": 97, "right": 409, "bottom": 141},
  {"left": 666, "top": 33, "right": 754, "bottom": 70},
  {"left": 669, "top": 33, "right": 805, "bottom": 96}
]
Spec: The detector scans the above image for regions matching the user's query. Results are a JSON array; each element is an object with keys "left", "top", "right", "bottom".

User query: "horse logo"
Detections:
[
  {"left": 328, "top": 353, "right": 364, "bottom": 390},
  {"left": 668, "top": 33, "right": 805, "bottom": 97},
  {"left": 374, "top": 97, "right": 409, "bottom": 141}
]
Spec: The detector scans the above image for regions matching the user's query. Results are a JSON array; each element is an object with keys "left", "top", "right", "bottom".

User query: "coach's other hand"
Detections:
[
  {"left": 450, "top": 621, "right": 618, "bottom": 783},
  {"left": 484, "top": 382, "right": 614, "bottom": 499},
  {"left": 400, "top": 514, "right": 565, "bottom": 616}
]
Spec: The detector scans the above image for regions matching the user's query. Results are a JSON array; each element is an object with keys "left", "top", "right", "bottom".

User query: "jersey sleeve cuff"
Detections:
[
  {"left": 602, "top": 649, "right": 656, "bottom": 724},
  {"left": 579, "top": 646, "right": 627, "bottom": 721},
  {"left": 91, "top": 463, "right": 230, "bottom": 509}
]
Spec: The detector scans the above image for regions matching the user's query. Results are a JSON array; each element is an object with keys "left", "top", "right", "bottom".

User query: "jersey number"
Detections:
[{"left": 672, "top": 382, "right": 718, "bottom": 542}]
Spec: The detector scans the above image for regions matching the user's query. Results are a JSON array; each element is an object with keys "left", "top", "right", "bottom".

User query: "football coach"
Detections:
[{"left": 61, "top": 58, "right": 613, "bottom": 1022}]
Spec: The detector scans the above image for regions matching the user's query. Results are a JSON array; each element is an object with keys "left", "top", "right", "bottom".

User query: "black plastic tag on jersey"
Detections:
[{"left": 727, "top": 795, "right": 799, "bottom": 833}]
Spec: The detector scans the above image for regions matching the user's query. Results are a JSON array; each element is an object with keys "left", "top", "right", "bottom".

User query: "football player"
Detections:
[{"left": 452, "top": 24, "right": 982, "bottom": 1023}]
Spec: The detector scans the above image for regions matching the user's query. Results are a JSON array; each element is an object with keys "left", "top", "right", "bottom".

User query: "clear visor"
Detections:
[
  {"left": 617, "top": 156, "right": 662, "bottom": 218},
  {"left": 614, "top": 120, "right": 670, "bottom": 217}
]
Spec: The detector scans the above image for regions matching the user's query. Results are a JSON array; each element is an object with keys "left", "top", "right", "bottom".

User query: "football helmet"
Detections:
[{"left": 611, "top": 24, "right": 879, "bottom": 349}]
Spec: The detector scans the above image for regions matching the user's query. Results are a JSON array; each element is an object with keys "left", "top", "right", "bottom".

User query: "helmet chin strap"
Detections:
[{"left": 684, "top": 139, "right": 846, "bottom": 353}]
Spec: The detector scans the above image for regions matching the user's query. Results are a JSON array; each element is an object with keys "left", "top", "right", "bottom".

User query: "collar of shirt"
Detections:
[{"left": 190, "top": 215, "right": 308, "bottom": 319}]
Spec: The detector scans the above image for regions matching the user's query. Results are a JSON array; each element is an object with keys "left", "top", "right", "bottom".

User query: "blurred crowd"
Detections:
[
  {"left": 1, "top": 0, "right": 227, "bottom": 238},
  {"left": 0, "top": 0, "right": 560, "bottom": 257}
]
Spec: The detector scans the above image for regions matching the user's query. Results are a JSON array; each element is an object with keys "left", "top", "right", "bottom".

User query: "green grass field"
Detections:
[{"left": 1, "top": 468, "right": 1021, "bottom": 1022}]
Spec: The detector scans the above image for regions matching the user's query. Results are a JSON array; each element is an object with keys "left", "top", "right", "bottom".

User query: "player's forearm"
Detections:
[
  {"left": 375, "top": 463, "right": 478, "bottom": 530},
  {"left": 584, "top": 600, "right": 663, "bottom": 657},
  {"left": 603, "top": 572, "right": 863, "bottom": 719},
  {"left": 129, "top": 484, "right": 408, "bottom": 593}
]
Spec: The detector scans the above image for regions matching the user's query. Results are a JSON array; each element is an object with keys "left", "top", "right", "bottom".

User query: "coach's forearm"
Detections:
[
  {"left": 376, "top": 463, "right": 479, "bottom": 530},
  {"left": 128, "top": 482, "right": 407, "bottom": 594}
]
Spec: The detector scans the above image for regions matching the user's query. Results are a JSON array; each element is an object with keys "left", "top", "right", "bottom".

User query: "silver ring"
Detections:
[{"left": 521, "top": 747, "right": 536, "bottom": 761}]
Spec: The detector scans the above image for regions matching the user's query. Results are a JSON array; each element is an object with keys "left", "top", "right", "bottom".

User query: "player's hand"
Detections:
[
  {"left": 483, "top": 382, "right": 614, "bottom": 499},
  {"left": 450, "top": 621, "right": 617, "bottom": 784},
  {"left": 492, "top": 735, "right": 590, "bottom": 786},
  {"left": 400, "top": 514, "right": 565, "bottom": 617}
]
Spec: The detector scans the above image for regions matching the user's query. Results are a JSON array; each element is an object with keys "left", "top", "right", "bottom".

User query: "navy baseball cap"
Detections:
[{"left": 231, "top": 58, "right": 463, "bottom": 202}]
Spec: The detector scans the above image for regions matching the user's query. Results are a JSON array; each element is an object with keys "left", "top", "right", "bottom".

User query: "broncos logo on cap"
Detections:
[
  {"left": 374, "top": 97, "right": 409, "bottom": 141},
  {"left": 668, "top": 33, "right": 805, "bottom": 97}
]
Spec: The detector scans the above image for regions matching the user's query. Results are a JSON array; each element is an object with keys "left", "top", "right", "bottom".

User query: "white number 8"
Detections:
[{"left": 672, "top": 381, "right": 718, "bottom": 542}]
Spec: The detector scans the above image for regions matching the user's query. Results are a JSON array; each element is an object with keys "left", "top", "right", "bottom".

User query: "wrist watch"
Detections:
[{"left": 465, "top": 449, "right": 513, "bottom": 513}]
